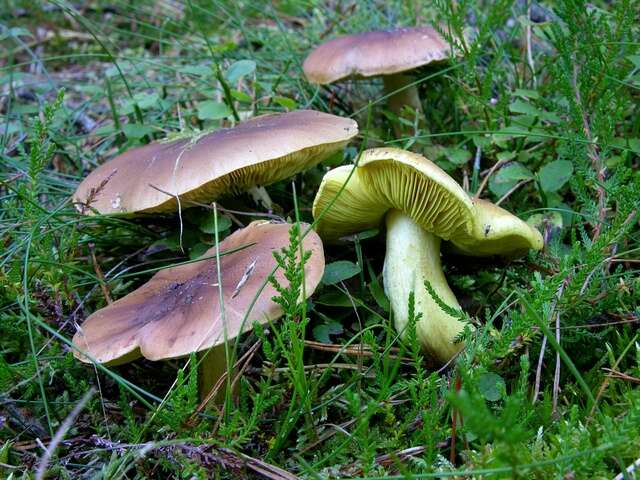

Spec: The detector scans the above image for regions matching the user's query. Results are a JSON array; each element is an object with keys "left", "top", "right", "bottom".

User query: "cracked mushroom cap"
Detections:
[
  {"left": 73, "top": 110, "right": 358, "bottom": 215},
  {"left": 72, "top": 221, "right": 324, "bottom": 365},
  {"left": 312, "top": 147, "right": 475, "bottom": 242},
  {"left": 303, "top": 27, "right": 456, "bottom": 84},
  {"left": 449, "top": 198, "right": 544, "bottom": 257}
]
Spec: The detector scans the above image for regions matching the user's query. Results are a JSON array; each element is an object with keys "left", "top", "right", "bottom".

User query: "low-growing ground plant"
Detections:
[{"left": 1, "top": 0, "right": 639, "bottom": 478}]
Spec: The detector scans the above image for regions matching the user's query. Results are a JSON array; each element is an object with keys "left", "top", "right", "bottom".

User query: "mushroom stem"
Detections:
[
  {"left": 383, "top": 209, "right": 465, "bottom": 362},
  {"left": 382, "top": 74, "right": 425, "bottom": 138},
  {"left": 198, "top": 345, "right": 232, "bottom": 405},
  {"left": 248, "top": 186, "right": 273, "bottom": 211}
]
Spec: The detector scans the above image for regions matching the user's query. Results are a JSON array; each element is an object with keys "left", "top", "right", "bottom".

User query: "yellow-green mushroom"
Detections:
[{"left": 313, "top": 147, "right": 543, "bottom": 363}]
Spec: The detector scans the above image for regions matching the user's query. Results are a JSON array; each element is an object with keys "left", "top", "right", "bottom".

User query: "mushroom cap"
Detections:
[
  {"left": 72, "top": 221, "right": 324, "bottom": 365},
  {"left": 449, "top": 198, "right": 544, "bottom": 257},
  {"left": 312, "top": 147, "right": 474, "bottom": 242},
  {"left": 73, "top": 110, "right": 358, "bottom": 215},
  {"left": 303, "top": 27, "right": 455, "bottom": 84}
]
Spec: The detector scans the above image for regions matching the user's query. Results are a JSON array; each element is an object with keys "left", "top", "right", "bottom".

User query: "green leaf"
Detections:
[
  {"left": 199, "top": 213, "right": 232, "bottom": 234},
  {"left": 225, "top": 60, "right": 256, "bottom": 84},
  {"left": 314, "top": 291, "right": 353, "bottom": 307},
  {"left": 446, "top": 147, "right": 472, "bottom": 165},
  {"left": 273, "top": 96, "right": 297, "bottom": 110},
  {"left": 0, "top": 27, "right": 33, "bottom": 41},
  {"left": 478, "top": 372, "right": 506, "bottom": 402},
  {"left": 509, "top": 99, "right": 541, "bottom": 116},
  {"left": 189, "top": 243, "right": 209, "bottom": 260},
  {"left": 133, "top": 91, "right": 159, "bottom": 109},
  {"left": 538, "top": 160, "right": 573, "bottom": 192},
  {"left": 610, "top": 137, "right": 640, "bottom": 154},
  {"left": 496, "top": 151, "right": 516, "bottom": 162},
  {"left": 472, "top": 135, "right": 492, "bottom": 148},
  {"left": 538, "top": 110, "right": 561, "bottom": 124},
  {"left": 231, "top": 89, "right": 253, "bottom": 103},
  {"left": 0, "top": 121, "right": 22, "bottom": 135},
  {"left": 340, "top": 229, "right": 379, "bottom": 242},
  {"left": 489, "top": 162, "right": 534, "bottom": 197},
  {"left": 196, "top": 100, "right": 231, "bottom": 120},
  {"left": 179, "top": 65, "right": 211, "bottom": 77},
  {"left": 105, "top": 60, "right": 132, "bottom": 77},
  {"left": 121, "top": 123, "right": 153, "bottom": 139},
  {"left": 368, "top": 262, "right": 389, "bottom": 312},
  {"left": 94, "top": 125, "right": 116, "bottom": 136},
  {"left": 627, "top": 54, "right": 640, "bottom": 69},
  {"left": 321, "top": 151, "right": 344, "bottom": 167},
  {"left": 494, "top": 162, "right": 534, "bottom": 182},
  {"left": 312, "top": 320, "right": 344, "bottom": 343},
  {"left": 512, "top": 88, "right": 540, "bottom": 99},
  {"left": 75, "top": 84, "right": 104, "bottom": 95},
  {"left": 151, "top": 230, "right": 199, "bottom": 253},
  {"left": 321, "top": 260, "right": 361, "bottom": 285}
]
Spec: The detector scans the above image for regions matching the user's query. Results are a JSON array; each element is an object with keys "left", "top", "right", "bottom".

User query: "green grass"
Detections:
[{"left": 1, "top": 0, "right": 639, "bottom": 478}]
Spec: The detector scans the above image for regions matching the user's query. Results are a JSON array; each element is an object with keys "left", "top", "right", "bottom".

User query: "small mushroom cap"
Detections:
[
  {"left": 303, "top": 27, "right": 455, "bottom": 84},
  {"left": 74, "top": 110, "right": 358, "bottom": 215},
  {"left": 449, "top": 198, "right": 544, "bottom": 257},
  {"left": 313, "top": 147, "right": 474, "bottom": 242},
  {"left": 72, "top": 221, "right": 324, "bottom": 365}
]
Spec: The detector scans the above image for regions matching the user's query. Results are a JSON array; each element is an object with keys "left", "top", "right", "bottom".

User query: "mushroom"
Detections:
[
  {"left": 302, "top": 27, "right": 458, "bottom": 136},
  {"left": 312, "top": 147, "right": 543, "bottom": 362},
  {"left": 74, "top": 110, "right": 358, "bottom": 215},
  {"left": 449, "top": 198, "right": 544, "bottom": 257},
  {"left": 72, "top": 221, "right": 325, "bottom": 402}
]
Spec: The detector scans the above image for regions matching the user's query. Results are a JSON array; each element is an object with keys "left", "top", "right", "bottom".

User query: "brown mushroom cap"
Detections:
[
  {"left": 74, "top": 110, "right": 358, "bottom": 215},
  {"left": 303, "top": 27, "right": 455, "bottom": 84},
  {"left": 72, "top": 221, "right": 324, "bottom": 365}
]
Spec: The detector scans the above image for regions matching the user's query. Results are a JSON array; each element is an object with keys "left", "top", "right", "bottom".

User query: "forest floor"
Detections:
[{"left": 1, "top": 1, "right": 639, "bottom": 478}]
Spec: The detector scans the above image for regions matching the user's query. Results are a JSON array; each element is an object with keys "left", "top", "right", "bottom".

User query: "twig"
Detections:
[
  {"left": 76, "top": 169, "right": 117, "bottom": 214},
  {"left": 88, "top": 243, "right": 112, "bottom": 304},
  {"left": 533, "top": 278, "right": 568, "bottom": 407},
  {"left": 609, "top": 258, "right": 640, "bottom": 264},
  {"left": 603, "top": 368, "right": 640, "bottom": 384},
  {"left": 579, "top": 266, "right": 600, "bottom": 296},
  {"left": 589, "top": 333, "right": 639, "bottom": 420},
  {"left": 525, "top": 0, "right": 537, "bottom": 87},
  {"left": 340, "top": 445, "right": 433, "bottom": 476},
  {"left": 552, "top": 302, "right": 561, "bottom": 415},
  {"left": 614, "top": 457, "right": 640, "bottom": 480},
  {"left": 303, "top": 340, "right": 412, "bottom": 361},
  {"left": 298, "top": 418, "right": 357, "bottom": 455},
  {"left": 266, "top": 363, "right": 375, "bottom": 373},
  {"left": 191, "top": 340, "right": 263, "bottom": 429},
  {"left": 219, "top": 447, "right": 300, "bottom": 480},
  {"left": 496, "top": 178, "right": 534, "bottom": 206},
  {"left": 474, "top": 159, "right": 506, "bottom": 198},
  {"left": 532, "top": 335, "right": 547, "bottom": 404},
  {"left": 572, "top": 62, "right": 607, "bottom": 240},
  {"left": 148, "top": 185, "right": 285, "bottom": 225},
  {"left": 87, "top": 439, "right": 299, "bottom": 480},
  {"left": 450, "top": 374, "right": 462, "bottom": 464},
  {"left": 557, "top": 314, "right": 638, "bottom": 330},
  {"left": 340, "top": 280, "right": 364, "bottom": 377},
  {"left": 35, "top": 388, "right": 95, "bottom": 480}
]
